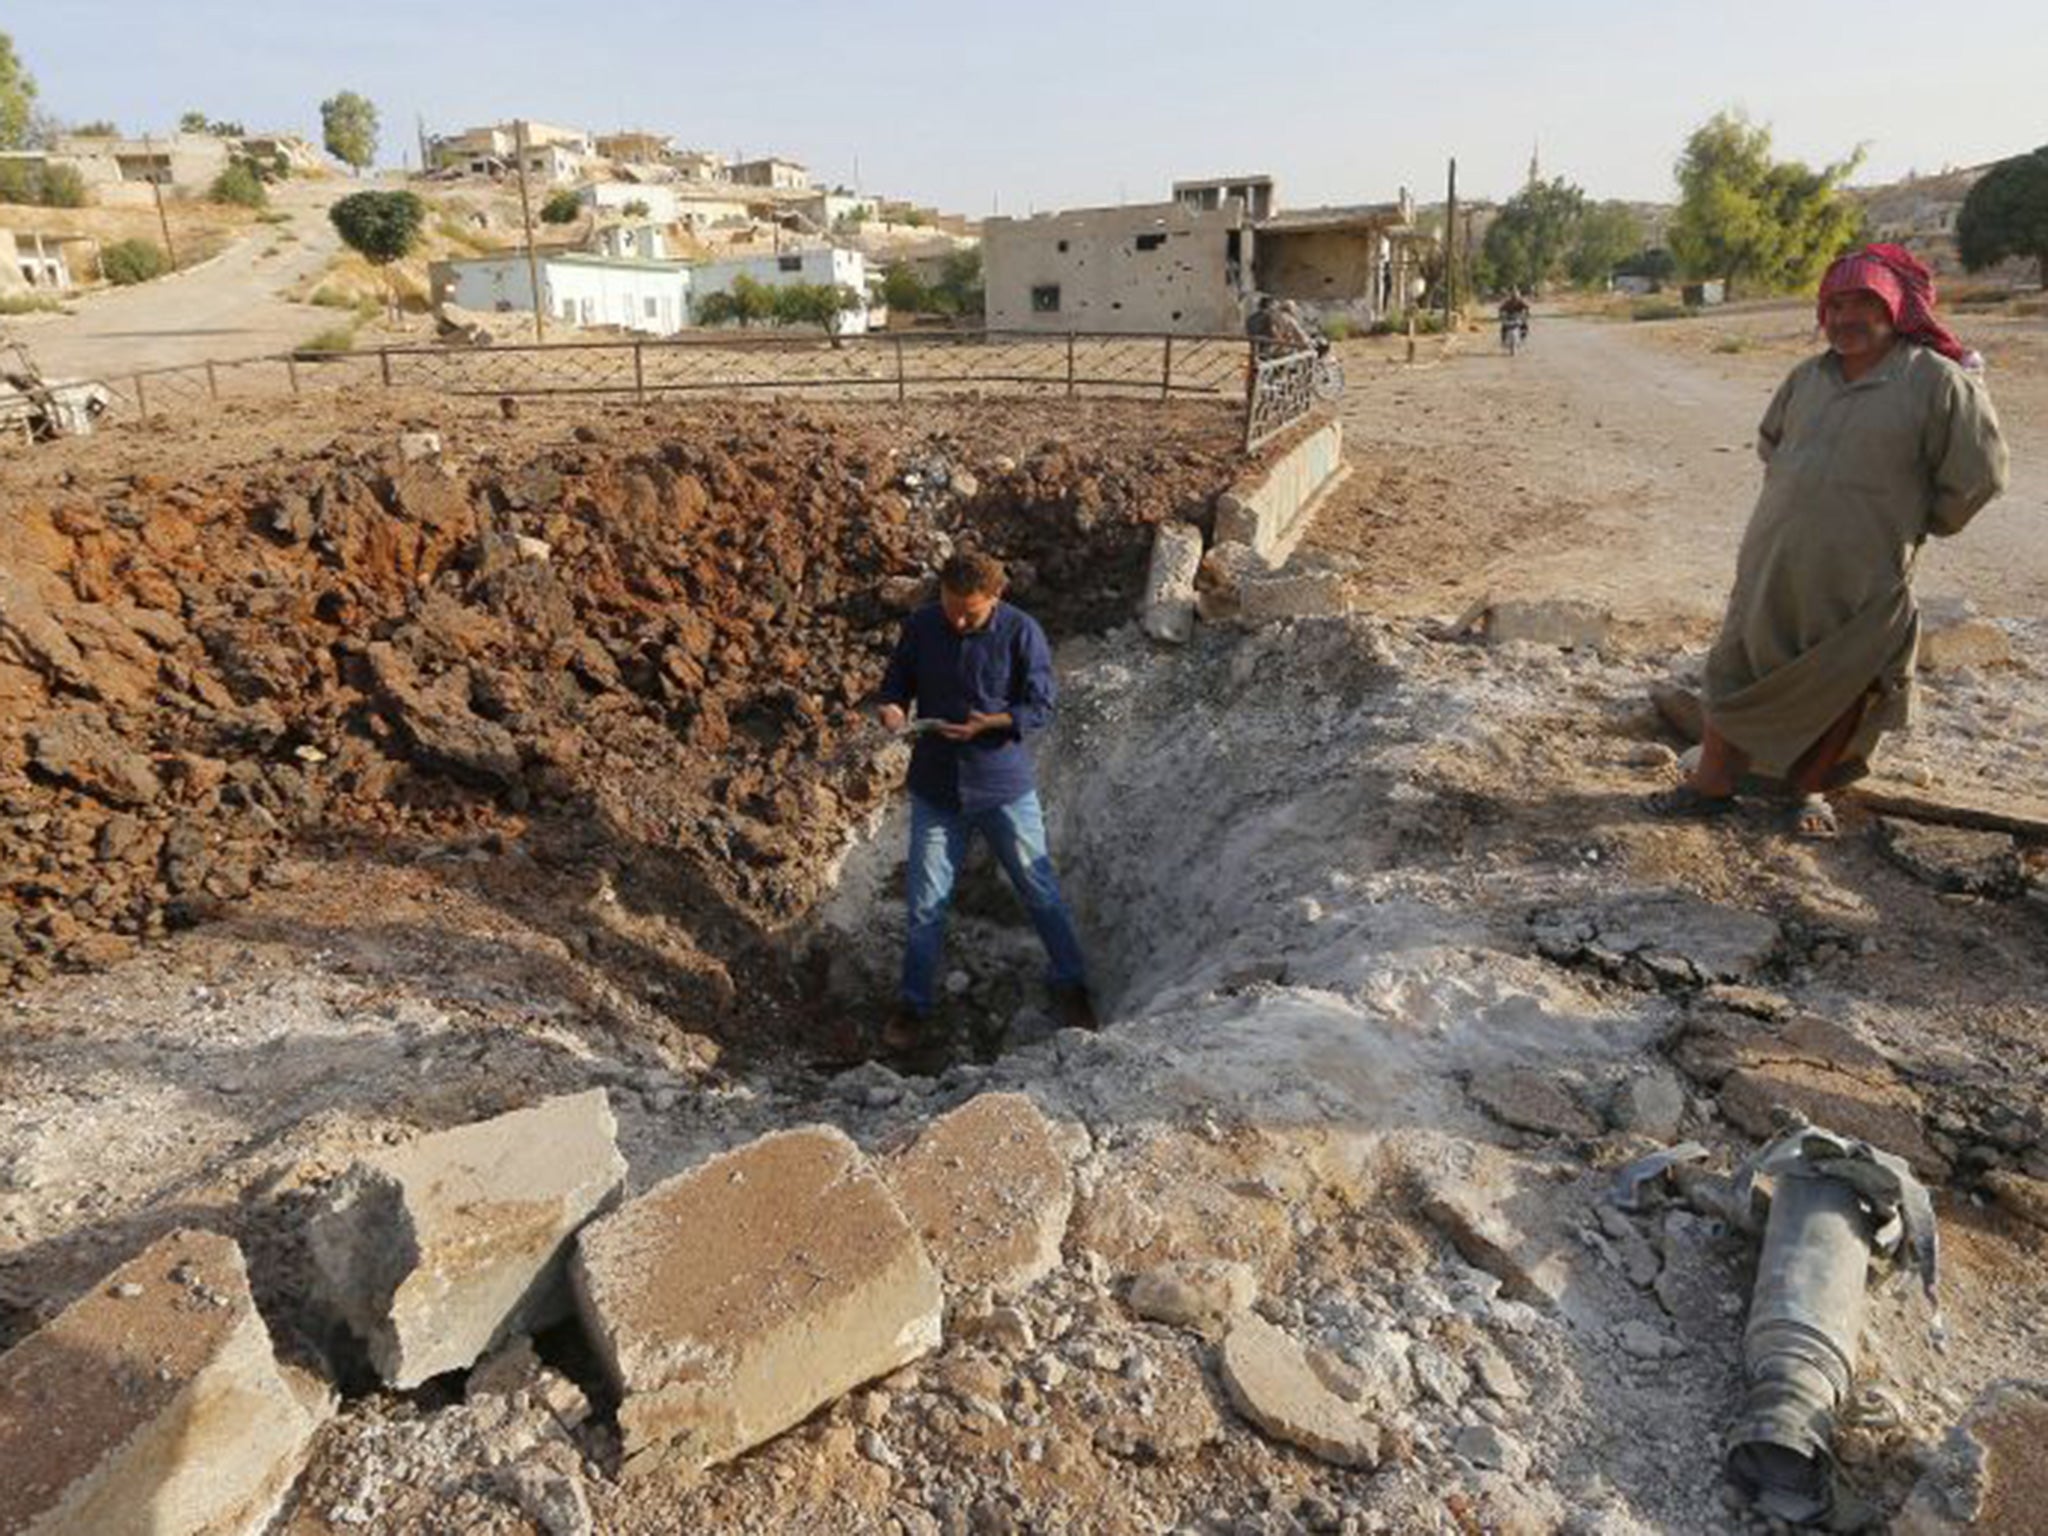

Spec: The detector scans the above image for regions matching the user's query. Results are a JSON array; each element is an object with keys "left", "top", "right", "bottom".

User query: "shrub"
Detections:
[
  {"left": 101, "top": 239, "right": 170, "bottom": 285},
  {"left": 1710, "top": 335, "right": 1749, "bottom": 354},
  {"left": 0, "top": 292, "right": 62, "bottom": 315},
  {"left": 210, "top": 160, "right": 268, "bottom": 208},
  {"left": 1322, "top": 315, "right": 1355, "bottom": 341},
  {"left": 621, "top": 198, "right": 650, "bottom": 219},
  {"left": 296, "top": 324, "right": 357, "bottom": 354},
  {"left": 1631, "top": 299, "right": 1691, "bottom": 322},
  {"left": 539, "top": 189, "right": 580, "bottom": 225},
  {"left": 37, "top": 162, "right": 85, "bottom": 207}
]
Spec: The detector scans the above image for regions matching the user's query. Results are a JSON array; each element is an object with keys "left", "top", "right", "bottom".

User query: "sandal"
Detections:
[
  {"left": 1791, "top": 793, "right": 1838, "bottom": 841},
  {"left": 1644, "top": 784, "right": 1738, "bottom": 819}
]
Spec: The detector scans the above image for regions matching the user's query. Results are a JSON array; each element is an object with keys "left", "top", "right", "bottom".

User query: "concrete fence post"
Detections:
[
  {"left": 204, "top": 361, "right": 219, "bottom": 401},
  {"left": 633, "top": 342, "right": 646, "bottom": 403},
  {"left": 1161, "top": 335, "right": 1175, "bottom": 401},
  {"left": 894, "top": 335, "right": 907, "bottom": 403},
  {"left": 132, "top": 373, "right": 147, "bottom": 417},
  {"left": 1066, "top": 332, "right": 1077, "bottom": 398},
  {"left": 286, "top": 355, "right": 300, "bottom": 396},
  {"left": 380, "top": 349, "right": 394, "bottom": 388}
]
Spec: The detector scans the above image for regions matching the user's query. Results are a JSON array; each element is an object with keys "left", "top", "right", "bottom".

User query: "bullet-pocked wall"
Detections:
[{"left": 982, "top": 201, "right": 1253, "bottom": 336}]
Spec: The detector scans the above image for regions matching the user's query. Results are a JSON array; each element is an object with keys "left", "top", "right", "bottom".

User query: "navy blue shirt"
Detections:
[{"left": 877, "top": 601, "right": 1055, "bottom": 813}]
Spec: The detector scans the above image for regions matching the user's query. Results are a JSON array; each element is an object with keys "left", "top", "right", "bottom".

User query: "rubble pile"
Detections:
[{"left": 0, "top": 401, "right": 1242, "bottom": 1000}]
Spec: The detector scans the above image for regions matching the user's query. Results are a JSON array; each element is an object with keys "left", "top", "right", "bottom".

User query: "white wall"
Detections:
[
  {"left": 581, "top": 182, "right": 681, "bottom": 223},
  {"left": 439, "top": 256, "right": 690, "bottom": 335}
]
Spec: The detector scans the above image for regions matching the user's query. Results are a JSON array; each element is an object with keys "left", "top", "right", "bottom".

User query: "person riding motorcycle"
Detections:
[{"left": 1498, "top": 289, "right": 1531, "bottom": 347}]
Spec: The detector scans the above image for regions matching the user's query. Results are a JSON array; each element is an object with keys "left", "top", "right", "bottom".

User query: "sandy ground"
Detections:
[{"left": 3, "top": 318, "right": 2046, "bottom": 1534}]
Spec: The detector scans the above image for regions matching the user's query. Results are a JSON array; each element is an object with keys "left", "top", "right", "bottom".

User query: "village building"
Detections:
[
  {"left": 428, "top": 122, "right": 593, "bottom": 179},
  {"left": 595, "top": 131, "right": 673, "bottom": 166},
  {"left": 690, "top": 246, "right": 872, "bottom": 334},
  {"left": 788, "top": 190, "right": 880, "bottom": 232},
  {"left": 429, "top": 249, "right": 691, "bottom": 335},
  {"left": 667, "top": 149, "right": 729, "bottom": 184},
  {"left": 1173, "top": 174, "right": 1277, "bottom": 221},
  {"left": 729, "top": 157, "right": 811, "bottom": 192},
  {"left": 981, "top": 200, "right": 1253, "bottom": 334},
  {"left": 1252, "top": 195, "right": 1419, "bottom": 321},
  {"left": 0, "top": 227, "right": 95, "bottom": 293}
]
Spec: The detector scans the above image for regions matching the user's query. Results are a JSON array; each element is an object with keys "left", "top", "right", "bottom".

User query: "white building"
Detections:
[
  {"left": 729, "top": 157, "right": 811, "bottom": 192},
  {"left": 689, "top": 247, "right": 872, "bottom": 334},
  {"left": 580, "top": 181, "right": 682, "bottom": 223},
  {"left": 430, "top": 252, "right": 691, "bottom": 334}
]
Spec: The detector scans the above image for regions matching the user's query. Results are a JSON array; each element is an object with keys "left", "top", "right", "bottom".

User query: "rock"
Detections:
[
  {"left": 1468, "top": 1066, "right": 1599, "bottom": 1139},
  {"left": 1125, "top": 1259, "right": 1259, "bottom": 1338},
  {"left": 1411, "top": 1339, "right": 1467, "bottom": 1407},
  {"left": 571, "top": 1125, "right": 942, "bottom": 1478},
  {"left": 1877, "top": 819, "right": 2024, "bottom": 897},
  {"left": 1411, "top": 1142, "right": 1572, "bottom": 1306},
  {"left": 1610, "top": 1070, "right": 1688, "bottom": 1141},
  {"left": 1469, "top": 1338, "right": 1525, "bottom": 1401},
  {"left": 501, "top": 1460, "right": 592, "bottom": 1536},
  {"left": 0, "top": 1229, "right": 328, "bottom": 1536},
  {"left": 1896, "top": 1379, "right": 2048, "bottom": 1535},
  {"left": 1325, "top": 1328, "right": 1415, "bottom": 1414},
  {"left": 881, "top": 1092, "right": 1073, "bottom": 1298},
  {"left": 1219, "top": 1314, "right": 1381, "bottom": 1469},
  {"left": 1483, "top": 598, "right": 1611, "bottom": 650},
  {"left": 1918, "top": 616, "right": 2011, "bottom": 672},
  {"left": 1454, "top": 1422, "right": 1529, "bottom": 1477},
  {"left": 308, "top": 1090, "right": 626, "bottom": 1388},
  {"left": 28, "top": 707, "right": 161, "bottom": 807},
  {"left": 1140, "top": 523, "right": 1204, "bottom": 644},
  {"left": 399, "top": 431, "right": 444, "bottom": 463},
  {"left": 1615, "top": 1320, "right": 1684, "bottom": 1360},
  {"left": 366, "top": 642, "right": 522, "bottom": 789},
  {"left": 1984, "top": 1170, "right": 2048, "bottom": 1231},
  {"left": 1649, "top": 682, "right": 1705, "bottom": 743}
]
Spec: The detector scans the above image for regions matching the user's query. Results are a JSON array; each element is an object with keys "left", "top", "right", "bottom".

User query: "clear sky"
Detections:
[{"left": 10, "top": 0, "right": 2043, "bottom": 213}]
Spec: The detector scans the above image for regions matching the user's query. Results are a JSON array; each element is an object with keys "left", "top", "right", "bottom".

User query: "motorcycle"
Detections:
[{"left": 1499, "top": 313, "right": 1530, "bottom": 356}]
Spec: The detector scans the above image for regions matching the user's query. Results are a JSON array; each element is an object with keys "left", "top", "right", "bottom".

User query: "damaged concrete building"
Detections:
[{"left": 984, "top": 176, "right": 1420, "bottom": 335}]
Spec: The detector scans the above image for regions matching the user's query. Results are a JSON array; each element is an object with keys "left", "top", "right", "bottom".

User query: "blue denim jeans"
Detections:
[{"left": 902, "top": 790, "right": 1087, "bottom": 1014}]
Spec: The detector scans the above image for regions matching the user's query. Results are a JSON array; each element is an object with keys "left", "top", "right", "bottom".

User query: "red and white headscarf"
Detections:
[{"left": 1817, "top": 243, "right": 1980, "bottom": 370}]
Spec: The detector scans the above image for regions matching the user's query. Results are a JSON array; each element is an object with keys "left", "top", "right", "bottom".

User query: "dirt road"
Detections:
[
  {"left": 12, "top": 177, "right": 351, "bottom": 381},
  {"left": 1332, "top": 314, "right": 2045, "bottom": 632}
]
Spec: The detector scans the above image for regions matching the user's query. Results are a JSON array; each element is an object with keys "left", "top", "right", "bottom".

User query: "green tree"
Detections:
[
  {"left": 1956, "top": 146, "right": 2048, "bottom": 289},
  {"left": 772, "top": 281, "right": 864, "bottom": 338},
  {"left": 1669, "top": 110, "right": 1864, "bottom": 295},
  {"left": 179, "top": 110, "right": 208, "bottom": 134},
  {"left": 1566, "top": 202, "right": 1645, "bottom": 288},
  {"left": 930, "top": 248, "right": 984, "bottom": 316},
  {"left": 695, "top": 274, "right": 779, "bottom": 328},
  {"left": 0, "top": 31, "right": 36, "bottom": 150},
  {"left": 37, "top": 162, "right": 85, "bottom": 207},
  {"left": 330, "top": 189, "right": 424, "bottom": 324},
  {"left": 320, "top": 89, "right": 378, "bottom": 173},
  {"left": 880, "top": 261, "right": 929, "bottom": 313},
  {"left": 210, "top": 160, "right": 268, "bottom": 208},
  {"left": 622, "top": 198, "right": 650, "bottom": 219},
  {"left": 71, "top": 119, "right": 119, "bottom": 137},
  {"left": 1478, "top": 177, "right": 1586, "bottom": 294},
  {"left": 101, "top": 239, "right": 170, "bottom": 285},
  {"left": 539, "top": 188, "right": 581, "bottom": 224}
]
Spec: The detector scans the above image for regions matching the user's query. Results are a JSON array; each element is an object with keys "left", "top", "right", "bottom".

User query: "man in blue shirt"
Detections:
[{"left": 873, "top": 551, "right": 1094, "bottom": 1056}]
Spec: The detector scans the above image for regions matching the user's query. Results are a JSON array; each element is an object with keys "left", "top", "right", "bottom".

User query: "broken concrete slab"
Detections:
[
  {"left": 1139, "top": 523, "right": 1204, "bottom": 644},
  {"left": 1531, "top": 889, "right": 1780, "bottom": 990},
  {"left": 1233, "top": 571, "right": 1352, "bottom": 627},
  {"left": 1895, "top": 1379, "right": 2048, "bottom": 1535},
  {"left": 1215, "top": 420, "right": 1346, "bottom": 565},
  {"left": 880, "top": 1091, "right": 1074, "bottom": 1299},
  {"left": 1850, "top": 778, "right": 2048, "bottom": 841},
  {"left": 1671, "top": 1010, "right": 1948, "bottom": 1178},
  {"left": 1877, "top": 818, "right": 2024, "bottom": 897},
  {"left": 308, "top": 1089, "right": 626, "bottom": 1388},
  {"left": 571, "top": 1124, "right": 942, "bottom": 1478},
  {"left": 1220, "top": 1313, "right": 1381, "bottom": 1468},
  {"left": 1480, "top": 597, "right": 1612, "bottom": 650},
  {"left": 1467, "top": 1065, "right": 1599, "bottom": 1139},
  {"left": 0, "top": 1228, "right": 328, "bottom": 1536},
  {"left": 1125, "top": 1258, "right": 1258, "bottom": 1338}
]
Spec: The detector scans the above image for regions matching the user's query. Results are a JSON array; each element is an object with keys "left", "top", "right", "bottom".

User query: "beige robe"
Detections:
[{"left": 1704, "top": 343, "right": 2009, "bottom": 777}]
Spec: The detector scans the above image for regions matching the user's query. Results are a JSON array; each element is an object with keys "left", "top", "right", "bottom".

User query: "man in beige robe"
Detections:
[{"left": 1650, "top": 244, "right": 2009, "bottom": 837}]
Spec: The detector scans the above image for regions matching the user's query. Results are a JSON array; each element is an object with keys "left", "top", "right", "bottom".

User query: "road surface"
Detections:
[
  {"left": 8, "top": 178, "right": 351, "bottom": 381},
  {"left": 1330, "top": 315, "right": 2044, "bottom": 628}
]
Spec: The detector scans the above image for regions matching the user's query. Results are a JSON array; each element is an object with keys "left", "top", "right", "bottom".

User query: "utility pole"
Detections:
[
  {"left": 145, "top": 135, "right": 178, "bottom": 268},
  {"left": 512, "top": 120, "right": 547, "bottom": 342},
  {"left": 1443, "top": 157, "right": 1457, "bottom": 330},
  {"left": 416, "top": 113, "right": 431, "bottom": 175}
]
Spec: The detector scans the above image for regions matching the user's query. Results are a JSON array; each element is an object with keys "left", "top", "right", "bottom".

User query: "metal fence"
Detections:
[{"left": 76, "top": 328, "right": 1321, "bottom": 454}]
